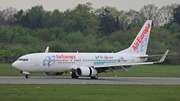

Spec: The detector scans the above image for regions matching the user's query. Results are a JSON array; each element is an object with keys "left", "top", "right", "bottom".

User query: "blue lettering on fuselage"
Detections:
[{"left": 43, "top": 56, "right": 55, "bottom": 66}]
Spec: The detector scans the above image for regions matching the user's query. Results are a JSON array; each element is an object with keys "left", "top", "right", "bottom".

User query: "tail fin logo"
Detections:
[
  {"left": 136, "top": 37, "right": 148, "bottom": 53},
  {"left": 132, "top": 23, "right": 151, "bottom": 52}
]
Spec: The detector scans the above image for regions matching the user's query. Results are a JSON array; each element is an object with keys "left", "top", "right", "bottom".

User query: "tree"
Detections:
[
  {"left": 37, "top": 28, "right": 51, "bottom": 42},
  {"left": 20, "top": 5, "right": 50, "bottom": 29},
  {"left": 66, "top": 31, "right": 85, "bottom": 44},
  {"left": 0, "top": 7, "right": 17, "bottom": 25},
  {"left": 172, "top": 5, "right": 180, "bottom": 25},
  {"left": 140, "top": 4, "right": 158, "bottom": 27},
  {"left": 97, "top": 7, "right": 120, "bottom": 35},
  {"left": 49, "top": 27, "right": 65, "bottom": 41},
  {"left": 169, "top": 22, "right": 180, "bottom": 33},
  {"left": 45, "top": 9, "right": 64, "bottom": 28},
  {"left": 64, "top": 15, "right": 85, "bottom": 33},
  {"left": 0, "top": 25, "right": 14, "bottom": 43},
  {"left": 125, "top": 10, "right": 146, "bottom": 29},
  {"left": 28, "top": 5, "right": 44, "bottom": 29},
  {"left": 0, "top": 11, "right": 5, "bottom": 25},
  {"left": 9, "top": 45, "right": 27, "bottom": 56},
  {"left": 14, "top": 9, "right": 23, "bottom": 25},
  {"left": 73, "top": 2, "right": 99, "bottom": 35},
  {"left": 63, "top": 2, "right": 98, "bottom": 35},
  {"left": 50, "top": 41, "right": 68, "bottom": 52},
  {"left": 158, "top": 4, "right": 178, "bottom": 26}
]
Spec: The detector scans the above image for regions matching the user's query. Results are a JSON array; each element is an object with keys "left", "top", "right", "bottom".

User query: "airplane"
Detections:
[{"left": 12, "top": 20, "right": 169, "bottom": 79}]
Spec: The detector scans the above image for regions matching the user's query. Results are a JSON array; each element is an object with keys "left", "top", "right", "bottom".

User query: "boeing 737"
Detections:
[{"left": 12, "top": 20, "right": 169, "bottom": 79}]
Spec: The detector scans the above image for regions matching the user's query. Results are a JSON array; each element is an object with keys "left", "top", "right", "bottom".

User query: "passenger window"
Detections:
[
  {"left": 19, "top": 58, "right": 24, "bottom": 61},
  {"left": 18, "top": 58, "right": 28, "bottom": 61}
]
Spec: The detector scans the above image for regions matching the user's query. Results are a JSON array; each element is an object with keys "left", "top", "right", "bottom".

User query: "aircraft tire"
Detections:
[
  {"left": 71, "top": 72, "right": 79, "bottom": 79},
  {"left": 25, "top": 74, "right": 30, "bottom": 78},
  {"left": 91, "top": 74, "right": 98, "bottom": 79}
]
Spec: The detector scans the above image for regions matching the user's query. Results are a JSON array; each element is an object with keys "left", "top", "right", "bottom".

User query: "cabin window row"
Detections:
[
  {"left": 46, "top": 59, "right": 121, "bottom": 62},
  {"left": 18, "top": 58, "right": 28, "bottom": 61}
]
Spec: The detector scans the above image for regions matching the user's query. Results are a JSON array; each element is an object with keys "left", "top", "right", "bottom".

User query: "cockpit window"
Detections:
[{"left": 18, "top": 58, "right": 28, "bottom": 61}]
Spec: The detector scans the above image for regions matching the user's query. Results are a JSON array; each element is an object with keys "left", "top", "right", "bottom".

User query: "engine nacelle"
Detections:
[
  {"left": 44, "top": 72, "right": 64, "bottom": 76},
  {"left": 75, "top": 67, "right": 97, "bottom": 77}
]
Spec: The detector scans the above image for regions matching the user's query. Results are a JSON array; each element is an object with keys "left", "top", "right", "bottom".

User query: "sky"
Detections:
[{"left": 0, "top": 0, "right": 180, "bottom": 11}]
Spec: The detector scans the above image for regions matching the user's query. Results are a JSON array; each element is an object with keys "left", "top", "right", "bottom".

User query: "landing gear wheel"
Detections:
[
  {"left": 71, "top": 72, "right": 79, "bottom": 79},
  {"left": 25, "top": 74, "right": 30, "bottom": 78},
  {"left": 91, "top": 74, "right": 98, "bottom": 79}
]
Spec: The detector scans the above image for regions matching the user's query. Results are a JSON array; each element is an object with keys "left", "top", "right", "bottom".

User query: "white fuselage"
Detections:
[{"left": 12, "top": 52, "right": 146, "bottom": 73}]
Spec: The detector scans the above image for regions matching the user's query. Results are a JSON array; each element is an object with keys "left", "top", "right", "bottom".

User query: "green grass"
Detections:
[
  {"left": 99, "top": 65, "right": 180, "bottom": 77},
  {"left": 0, "top": 63, "right": 44, "bottom": 76},
  {"left": 0, "top": 84, "right": 180, "bottom": 101},
  {"left": 0, "top": 63, "right": 179, "bottom": 77},
  {"left": 0, "top": 64, "right": 180, "bottom": 101}
]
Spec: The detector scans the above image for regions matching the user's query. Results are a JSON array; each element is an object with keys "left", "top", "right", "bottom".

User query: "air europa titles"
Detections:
[
  {"left": 56, "top": 54, "right": 76, "bottom": 59},
  {"left": 132, "top": 23, "right": 151, "bottom": 52}
]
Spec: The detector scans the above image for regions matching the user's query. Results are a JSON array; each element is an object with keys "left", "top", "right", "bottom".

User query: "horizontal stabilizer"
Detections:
[
  {"left": 140, "top": 52, "right": 176, "bottom": 59},
  {"left": 154, "top": 50, "right": 169, "bottom": 63}
]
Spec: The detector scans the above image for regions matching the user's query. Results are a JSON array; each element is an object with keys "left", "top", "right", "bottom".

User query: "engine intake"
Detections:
[{"left": 75, "top": 67, "right": 97, "bottom": 77}]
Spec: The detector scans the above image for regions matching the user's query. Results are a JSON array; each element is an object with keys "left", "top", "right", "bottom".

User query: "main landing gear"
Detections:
[
  {"left": 91, "top": 74, "right": 98, "bottom": 79},
  {"left": 71, "top": 72, "right": 79, "bottom": 79},
  {"left": 71, "top": 72, "right": 98, "bottom": 79}
]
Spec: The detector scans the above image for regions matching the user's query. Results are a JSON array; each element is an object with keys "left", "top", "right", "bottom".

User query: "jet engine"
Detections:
[
  {"left": 44, "top": 72, "right": 64, "bottom": 76},
  {"left": 75, "top": 67, "right": 97, "bottom": 77}
]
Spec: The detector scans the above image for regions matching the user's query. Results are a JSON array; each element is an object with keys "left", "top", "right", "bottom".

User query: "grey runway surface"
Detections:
[{"left": 0, "top": 76, "right": 180, "bottom": 85}]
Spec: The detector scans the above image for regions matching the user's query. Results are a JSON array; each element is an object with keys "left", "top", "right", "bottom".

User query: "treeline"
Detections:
[{"left": 0, "top": 3, "right": 180, "bottom": 64}]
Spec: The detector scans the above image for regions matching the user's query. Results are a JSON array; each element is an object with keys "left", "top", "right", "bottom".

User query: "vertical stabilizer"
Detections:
[
  {"left": 120, "top": 20, "right": 152, "bottom": 55},
  {"left": 45, "top": 46, "right": 49, "bottom": 53}
]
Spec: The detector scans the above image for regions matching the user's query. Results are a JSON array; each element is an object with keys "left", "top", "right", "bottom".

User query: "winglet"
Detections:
[
  {"left": 45, "top": 46, "right": 49, "bottom": 53},
  {"left": 154, "top": 50, "right": 169, "bottom": 63}
]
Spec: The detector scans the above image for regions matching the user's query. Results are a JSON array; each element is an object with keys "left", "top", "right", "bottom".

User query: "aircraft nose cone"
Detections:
[{"left": 12, "top": 61, "right": 21, "bottom": 70}]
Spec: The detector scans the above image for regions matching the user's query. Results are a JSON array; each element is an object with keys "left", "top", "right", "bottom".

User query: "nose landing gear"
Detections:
[
  {"left": 20, "top": 71, "right": 30, "bottom": 79},
  {"left": 25, "top": 74, "right": 30, "bottom": 78}
]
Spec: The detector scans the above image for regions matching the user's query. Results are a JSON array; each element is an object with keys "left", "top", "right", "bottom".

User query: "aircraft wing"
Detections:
[
  {"left": 94, "top": 62, "right": 154, "bottom": 68},
  {"left": 94, "top": 50, "right": 169, "bottom": 68}
]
